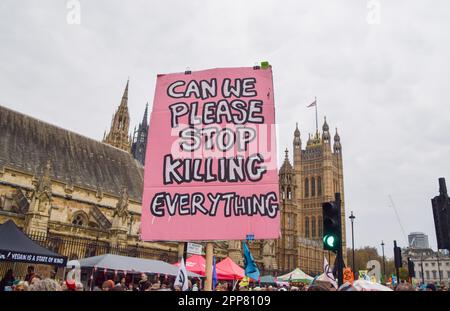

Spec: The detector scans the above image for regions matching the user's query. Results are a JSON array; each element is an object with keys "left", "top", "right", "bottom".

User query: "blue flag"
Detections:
[
  {"left": 243, "top": 241, "right": 260, "bottom": 281},
  {"left": 212, "top": 256, "right": 218, "bottom": 290}
]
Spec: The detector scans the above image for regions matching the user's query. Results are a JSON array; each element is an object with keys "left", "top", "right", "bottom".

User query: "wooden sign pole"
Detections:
[{"left": 204, "top": 242, "right": 214, "bottom": 291}]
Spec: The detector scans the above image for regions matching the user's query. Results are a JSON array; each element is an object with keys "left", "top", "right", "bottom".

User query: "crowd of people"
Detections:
[{"left": 1, "top": 266, "right": 449, "bottom": 291}]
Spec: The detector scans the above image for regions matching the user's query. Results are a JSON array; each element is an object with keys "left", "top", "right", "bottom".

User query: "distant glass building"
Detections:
[{"left": 408, "top": 232, "right": 430, "bottom": 249}]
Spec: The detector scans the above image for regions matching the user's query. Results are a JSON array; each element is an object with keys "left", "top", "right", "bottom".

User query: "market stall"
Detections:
[
  {"left": 277, "top": 268, "right": 314, "bottom": 283},
  {"left": 259, "top": 275, "right": 277, "bottom": 286},
  {"left": 173, "top": 255, "right": 206, "bottom": 276},
  {"left": 0, "top": 220, "right": 67, "bottom": 266},
  {"left": 215, "top": 257, "right": 245, "bottom": 280},
  {"left": 79, "top": 253, "right": 202, "bottom": 277}
]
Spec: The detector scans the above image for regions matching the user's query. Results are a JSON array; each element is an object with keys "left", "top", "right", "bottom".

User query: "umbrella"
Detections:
[{"left": 352, "top": 279, "right": 393, "bottom": 291}]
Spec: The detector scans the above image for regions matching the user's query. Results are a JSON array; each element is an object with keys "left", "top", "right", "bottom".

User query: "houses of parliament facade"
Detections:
[{"left": 0, "top": 81, "right": 346, "bottom": 276}]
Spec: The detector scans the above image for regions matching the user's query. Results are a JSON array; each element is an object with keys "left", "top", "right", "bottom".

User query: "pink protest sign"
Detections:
[{"left": 140, "top": 66, "right": 279, "bottom": 241}]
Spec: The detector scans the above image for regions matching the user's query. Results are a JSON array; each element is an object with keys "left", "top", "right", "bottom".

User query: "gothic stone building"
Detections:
[
  {"left": 0, "top": 81, "right": 276, "bottom": 274},
  {"left": 276, "top": 120, "right": 347, "bottom": 276},
  {"left": 0, "top": 80, "right": 344, "bottom": 276}
]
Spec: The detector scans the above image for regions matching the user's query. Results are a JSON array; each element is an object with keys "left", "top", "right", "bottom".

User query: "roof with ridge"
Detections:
[{"left": 0, "top": 105, "right": 144, "bottom": 201}]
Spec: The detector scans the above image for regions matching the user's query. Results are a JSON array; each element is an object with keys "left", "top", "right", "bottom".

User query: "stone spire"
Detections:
[
  {"left": 322, "top": 116, "right": 331, "bottom": 144},
  {"left": 103, "top": 80, "right": 131, "bottom": 152},
  {"left": 334, "top": 127, "right": 342, "bottom": 153},
  {"left": 131, "top": 102, "right": 149, "bottom": 165},
  {"left": 293, "top": 123, "right": 302, "bottom": 169}
]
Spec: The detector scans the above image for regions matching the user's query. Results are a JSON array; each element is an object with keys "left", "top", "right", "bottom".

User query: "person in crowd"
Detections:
[
  {"left": 14, "top": 281, "right": 28, "bottom": 291},
  {"left": 337, "top": 282, "right": 356, "bottom": 291},
  {"left": 111, "top": 284, "right": 124, "bottom": 291},
  {"left": 28, "top": 278, "right": 62, "bottom": 291},
  {"left": 116, "top": 277, "right": 126, "bottom": 290},
  {"left": 438, "top": 283, "right": 447, "bottom": 291},
  {"left": 30, "top": 274, "right": 41, "bottom": 285},
  {"left": 102, "top": 280, "right": 115, "bottom": 291},
  {"left": 24, "top": 266, "right": 36, "bottom": 283},
  {"left": 426, "top": 283, "right": 436, "bottom": 291},
  {"left": 307, "top": 283, "right": 330, "bottom": 291},
  {"left": 157, "top": 281, "right": 172, "bottom": 291},
  {"left": 64, "top": 279, "right": 77, "bottom": 291},
  {"left": 150, "top": 281, "right": 161, "bottom": 291},
  {"left": 395, "top": 282, "right": 415, "bottom": 292},
  {"left": 192, "top": 282, "right": 199, "bottom": 291},
  {"left": 138, "top": 273, "right": 151, "bottom": 291},
  {"left": 0, "top": 269, "right": 16, "bottom": 291},
  {"left": 174, "top": 285, "right": 182, "bottom": 291},
  {"left": 50, "top": 269, "right": 57, "bottom": 279},
  {"left": 395, "top": 283, "right": 415, "bottom": 291}
]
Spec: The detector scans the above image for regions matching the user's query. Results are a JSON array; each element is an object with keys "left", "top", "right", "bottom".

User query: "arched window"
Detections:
[
  {"left": 72, "top": 213, "right": 87, "bottom": 227},
  {"left": 305, "top": 178, "right": 309, "bottom": 198},
  {"left": 311, "top": 216, "right": 316, "bottom": 238},
  {"left": 318, "top": 176, "right": 322, "bottom": 196},
  {"left": 287, "top": 186, "right": 292, "bottom": 199},
  {"left": 305, "top": 217, "right": 310, "bottom": 238},
  {"left": 318, "top": 216, "right": 323, "bottom": 237},
  {"left": 311, "top": 177, "right": 316, "bottom": 197}
]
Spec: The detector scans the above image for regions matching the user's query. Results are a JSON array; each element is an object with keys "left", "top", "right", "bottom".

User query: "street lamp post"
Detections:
[
  {"left": 420, "top": 254, "right": 425, "bottom": 285},
  {"left": 349, "top": 211, "right": 356, "bottom": 278},
  {"left": 381, "top": 241, "right": 386, "bottom": 283}
]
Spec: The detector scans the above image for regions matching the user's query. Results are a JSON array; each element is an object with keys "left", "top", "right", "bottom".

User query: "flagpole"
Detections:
[
  {"left": 315, "top": 96, "right": 318, "bottom": 134},
  {"left": 204, "top": 242, "right": 214, "bottom": 291}
]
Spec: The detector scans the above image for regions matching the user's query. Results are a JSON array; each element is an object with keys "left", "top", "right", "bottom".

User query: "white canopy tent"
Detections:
[
  {"left": 78, "top": 254, "right": 202, "bottom": 277},
  {"left": 277, "top": 268, "right": 314, "bottom": 283}
]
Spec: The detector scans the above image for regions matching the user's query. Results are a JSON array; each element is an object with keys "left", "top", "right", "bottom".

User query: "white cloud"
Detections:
[{"left": 1, "top": 0, "right": 449, "bottom": 258}]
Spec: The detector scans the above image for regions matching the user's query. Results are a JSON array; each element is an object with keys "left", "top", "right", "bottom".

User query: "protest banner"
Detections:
[{"left": 140, "top": 66, "right": 279, "bottom": 241}]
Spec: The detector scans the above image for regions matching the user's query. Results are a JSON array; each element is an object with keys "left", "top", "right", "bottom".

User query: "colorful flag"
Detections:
[
  {"left": 174, "top": 257, "right": 189, "bottom": 291},
  {"left": 212, "top": 256, "right": 218, "bottom": 290},
  {"left": 243, "top": 241, "right": 260, "bottom": 281},
  {"left": 307, "top": 99, "right": 317, "bottom": 107},
  {"left": 240, "top": 276, "right": 250, "bottom": 287},
  {"left": 324, "top": 256, "right": 338, "bottom": 288}
]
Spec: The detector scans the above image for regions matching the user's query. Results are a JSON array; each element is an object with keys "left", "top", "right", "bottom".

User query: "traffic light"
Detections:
[
  {"left": 431, "top": 178, "right": 450, "bottom": 250},
  {"left": 322, "top": 201, "right": 340, "bottom": 252},
  {"left": 394, "top": 241, "right": 402, "bottom": 268},
  {"left": 407, "top": 258, "right": 415, "bottom": 278}
]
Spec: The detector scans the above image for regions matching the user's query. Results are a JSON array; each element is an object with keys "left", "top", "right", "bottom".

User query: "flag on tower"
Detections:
[{"left": 307, "top": 99, "right": 317, "bottom": 107}]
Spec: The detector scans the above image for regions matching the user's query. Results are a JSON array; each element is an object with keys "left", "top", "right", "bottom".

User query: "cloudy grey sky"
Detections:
[{"left": 1, "top": 0, "right": 450, "bottom": 258}]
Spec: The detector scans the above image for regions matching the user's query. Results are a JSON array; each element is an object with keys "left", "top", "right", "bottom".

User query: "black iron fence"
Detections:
[{"left": 0, "top": 231, "right": 178, "bottom": 280}]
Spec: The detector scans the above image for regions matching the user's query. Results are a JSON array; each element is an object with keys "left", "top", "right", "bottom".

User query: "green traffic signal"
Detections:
[
  {"left": 322, "top": 200, "right": 341, "bottom": 252},
  {"left": 323, "top": 234, "right": 337, "bottom": 248}
]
